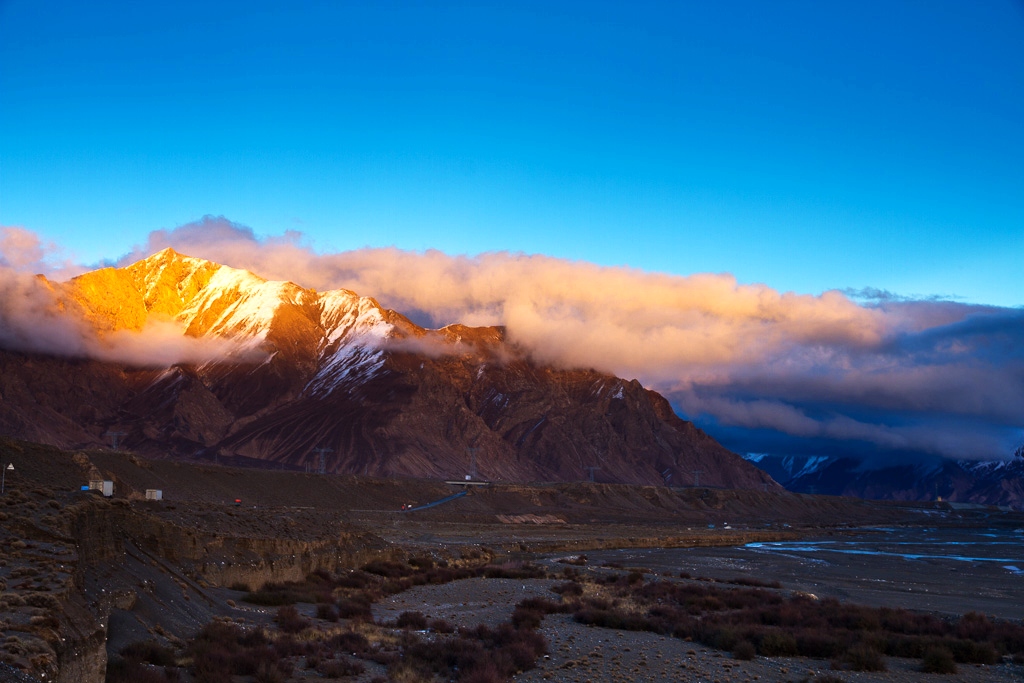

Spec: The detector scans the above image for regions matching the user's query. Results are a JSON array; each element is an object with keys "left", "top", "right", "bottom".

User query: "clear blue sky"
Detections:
[{"left": 2, "top": 0, "right": 1022, "bottom": 306}]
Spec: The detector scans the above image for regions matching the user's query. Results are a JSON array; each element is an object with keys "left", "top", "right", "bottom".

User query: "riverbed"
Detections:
[{"left": 575, "top": 524, "right": 1024, "bottom": 620}]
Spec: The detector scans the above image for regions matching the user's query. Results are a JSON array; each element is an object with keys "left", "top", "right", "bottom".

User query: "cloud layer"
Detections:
[
  {"left": 0, "top": 226, "right": 259, "bottom": 366},
  {"left": 120, "top": 216, "right": 1024, "bottom": 460},
  {"left": 3, "top": 218, "right": 1021, "bottom": 460}
]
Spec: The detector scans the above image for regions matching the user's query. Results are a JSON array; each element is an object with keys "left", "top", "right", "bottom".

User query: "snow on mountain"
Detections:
[
  {"left": 744, "top": 452, "right": 1024, "bottom": 510},
  {"left": 741, "top": 453, "right": 831, "bottom": 481},
  {"left": 304, "top": 290, "right": 391, "bottom": 397},
  {"left": 69, "top": 248, "right": 395, "bottom": 396},
  {"left": 179, "top": 267, "right": 306, "bottom": 340}
]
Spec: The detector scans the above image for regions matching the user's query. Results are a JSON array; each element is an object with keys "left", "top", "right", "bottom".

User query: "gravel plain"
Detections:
[{"left": 374, "top": 574, "right": 1024, "bottom": 683}]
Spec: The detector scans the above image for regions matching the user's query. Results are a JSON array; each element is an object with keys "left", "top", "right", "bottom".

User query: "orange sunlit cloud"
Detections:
[{"left": 2, "top": 218, "right": 1021, "bottom": 460}]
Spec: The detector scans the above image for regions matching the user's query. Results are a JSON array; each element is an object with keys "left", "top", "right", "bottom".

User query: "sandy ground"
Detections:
[{"left": 372, "top": 576, "right": 1024, "bottom": 683}]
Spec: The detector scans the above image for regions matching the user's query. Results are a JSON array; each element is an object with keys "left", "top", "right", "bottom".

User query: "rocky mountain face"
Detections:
[
  {"left": 0, "top": 249, "right": 775, "bottom": 489},
  {"left": 744, "top": 451, "right": 1024, "bottom": 510}
]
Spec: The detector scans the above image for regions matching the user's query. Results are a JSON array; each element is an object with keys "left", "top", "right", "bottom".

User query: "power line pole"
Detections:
[
  {"left": 691, "top": 469, "right": 703, "bottom": 487},
  {"left": 313, "top": 447, "right": 333, "bottom": 475},
  {"left": 104, "top": 431, "right": 126, "bottom": 450}
]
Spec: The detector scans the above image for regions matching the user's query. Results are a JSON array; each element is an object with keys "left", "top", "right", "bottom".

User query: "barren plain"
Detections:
[{"left": 2, "top": 440, "right": 1023, "bottom": 683}]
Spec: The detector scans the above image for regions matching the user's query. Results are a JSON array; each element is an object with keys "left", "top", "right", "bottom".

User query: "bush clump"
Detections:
[
  {"left": 733, "top": 640, "right": 756, "bottom": 660},
  {"left": 920, "top": 646, "right": 958, "bottom": 674},
  {"left": 395, "top": 611, "right": 429, "bottom": 630},
  {"left": 837, "top": 644, "right": 886, "bottom": 672},
  {"left": 275, "top": 605, "right": 310, "bottom": 634},
  {"left": 318, "top": 656, "right": 365, "bottom": 677},
  {"left": 315, "top": 602, "right": 338, "bottom": 622}
]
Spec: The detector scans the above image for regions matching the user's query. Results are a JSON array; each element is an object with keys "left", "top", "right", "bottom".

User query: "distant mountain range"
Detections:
[
  {"left": 0, "top": 249, "right": 775, "bottom": 490},
  {"left": 744, "top": 450, "right": 1024, "bottom": 510}
]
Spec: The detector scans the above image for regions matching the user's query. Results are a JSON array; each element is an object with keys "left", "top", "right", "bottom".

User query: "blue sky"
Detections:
[
  {"left": 2, "top": 0, "right": 1022, "bottom": 306},
  {"left": 1, "top": 1, "right": 1023, "bottom": 463}
]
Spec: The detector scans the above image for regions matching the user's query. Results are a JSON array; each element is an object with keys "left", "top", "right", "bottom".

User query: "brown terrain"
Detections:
[{"left": 2, "top": 438, "right": 1023, "bottom": 683}]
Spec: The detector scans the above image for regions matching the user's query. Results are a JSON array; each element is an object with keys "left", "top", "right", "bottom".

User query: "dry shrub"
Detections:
[
  {"left": 551, "top": 581, "right": 583, "bottom": 597},
  {"left": 395, "top": 611, "right": 429, "bottom": 630},
  {"left": 334, "top": 570, "right": 374, "bottom": 589},
  {"left": 428, "top": 618, "right": 457, "bottom": 634},
  {"left": 837, "top": 644, "right": 886, "bottom": 672},
  {"left": 25, "top": 593, "right": 60, "bottom": 609},
  {"left": 317, "top": 656, "right": 365, "bottom": 677},
  {"left": 510, "top": 605, "right": 543, "bottom": 631},
  {"left": 946, "top": 638, "right": 998, "bottom": 664},
  {"left": 244, "top": 582, "right": 313, "bottom": 606},
  {"left": 460, "top": 660, "right": 504, "bottom": 683},
  {"left": 315, "top": 602, "right": 338, "bottom": 622},
  {"left": 331, "top": 628, "right": 371, "bottom": 651},
  {"left": 253, "top": 660, "right": 287, "bottom": 683},
  {"left": 337, "top": 594, "right": 374, "bottom": 620},
  {"left": 362, "top": 559, "right": 414, "bottom": 578},
  {"left": 758, "top": 631, "right": 799, "bottom": 657},
  {"left": 481, "top": 562, "right": 545, "bottom": 579},
  {"left": 792, "top": 627, "right": 846, "bottom": 659},
  {"left": 187, "top": 620, "right": 286, "bottom": 682},
  {"left": 957, "top": 611, "right": 994, "bottom": 640},
  {"left": 275, "top": 605, "right": 309, "bottom": 634},
  {"left": 727, "top": 576, "right": 781, "bottom": 589},
  {"left": 559, "top": 574, "right": 1024, "bottom": 668},
  {"left": 271, "top": 634, "right": 313, "bottom": 659},
  {"left": 921, "top": 646, "right": 957, "bottom": 674},
  {"left": 408, "top": 556, "right": 436, "bottom": 570},
  {"left": 387, "top": 661, "right": 433, "bottom": 683},
  {"left": 733, "top": 640, "right": 756, "bottom": 660}
]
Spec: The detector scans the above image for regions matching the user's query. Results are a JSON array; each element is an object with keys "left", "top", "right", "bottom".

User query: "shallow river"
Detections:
[{"left": 569, "top": 525, "right": 1024, "bottom": 620}]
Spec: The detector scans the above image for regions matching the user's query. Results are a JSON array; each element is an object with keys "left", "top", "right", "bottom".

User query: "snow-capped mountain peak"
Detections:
[{"left": 67, "top": 249, "right": 395, "bottom": 394}]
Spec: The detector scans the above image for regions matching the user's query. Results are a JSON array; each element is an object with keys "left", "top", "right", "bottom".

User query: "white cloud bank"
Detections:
[{"left": 2, "top": 218, "right": 1021, "bottom": 459}]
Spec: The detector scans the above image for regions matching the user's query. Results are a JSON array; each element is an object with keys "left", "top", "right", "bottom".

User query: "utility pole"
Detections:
[
  {"left": 691, "top": 469, "right": 703, "bottom": 487},
  {"left": 585, "top": 466, "right": 600, "bottom": 482},
  {"left": 313, "top": 448, "right": 333, "bottom": 475},
  {"left": 104, "top": 431, "right": 126, "bottom": 450}
]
